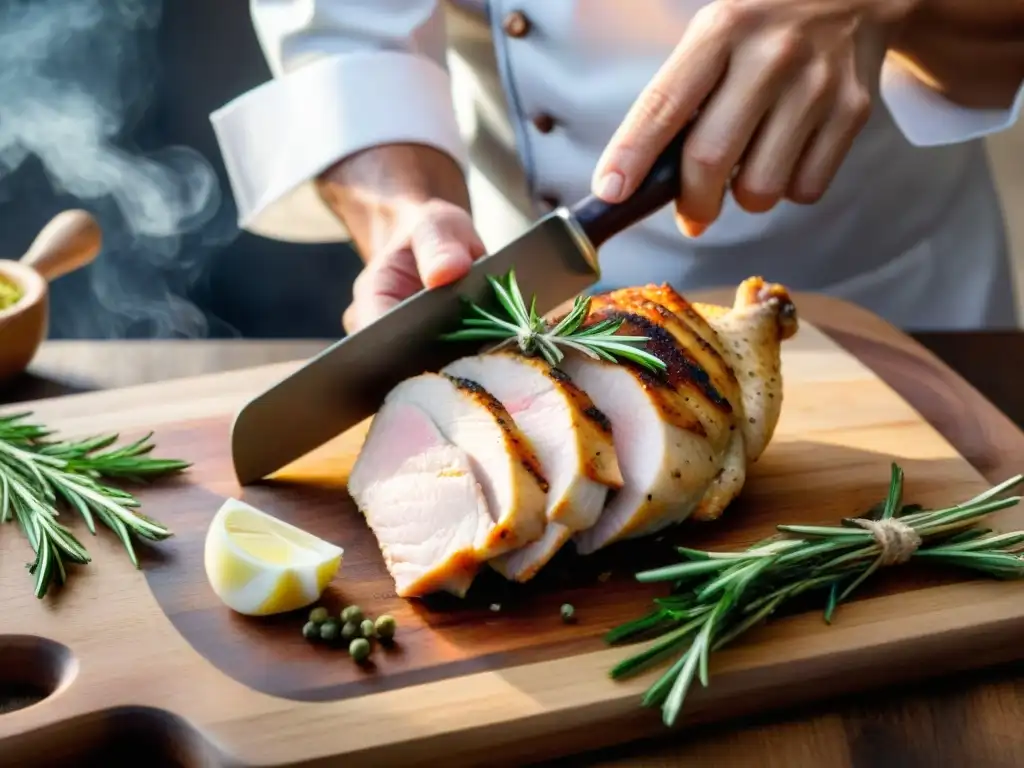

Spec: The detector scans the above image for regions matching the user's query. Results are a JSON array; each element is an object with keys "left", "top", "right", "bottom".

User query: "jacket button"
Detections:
[
  {"left": 540, "top": 194, "right": 561, "bottom": 210},
  {"left": 532, "top": 113, "right": 556, "bottom": 134},
  {"left": 502, "top": 11, "right": 531, "bottom": 38}
]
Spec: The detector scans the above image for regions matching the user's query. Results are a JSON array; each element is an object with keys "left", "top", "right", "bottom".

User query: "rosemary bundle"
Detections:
[
  {"left": 440, "top": 269, "right": 668, "bottom": 373},
  {"left": 607, "top": 464, "right": 1024, "bottom": 727},
  {"left": 0, "top": 411, "right": 189, "bottom": 598}
]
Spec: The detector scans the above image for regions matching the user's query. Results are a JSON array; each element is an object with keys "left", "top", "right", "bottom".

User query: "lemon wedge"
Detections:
[{"left": 204, "top": 498, "right": 343, "bottom": 616}]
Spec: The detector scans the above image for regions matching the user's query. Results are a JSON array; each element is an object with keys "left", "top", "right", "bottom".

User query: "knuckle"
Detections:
[
  {"left": 839, "top": 84, "right": 872, "bottom": 126},
  {"left": 684, "top": 142, "right": 730, "bottom": 176},
  {"left": 704, "top": 1, "right": 754, "bottom": 33},
  {"left": 765, "top": 29, "right": 808, "bottom": 69},
  {"left": 803, "top": 60, "right": 837, "bottom": 103},
  {"left": 635, "top": 84, "right": 685, "bottom": 132}
]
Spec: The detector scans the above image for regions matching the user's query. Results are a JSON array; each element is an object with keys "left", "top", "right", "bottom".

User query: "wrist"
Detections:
[{"left": 315, "top": 143, "right": 470, "bottom": 261}]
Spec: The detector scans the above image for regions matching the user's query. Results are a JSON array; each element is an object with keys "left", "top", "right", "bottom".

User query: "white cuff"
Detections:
[
  {"left": 881, "top": 60, "right": 1024, "bottom": 148},
  {"left": 210, "top": 50, "right": 469, "bottom": 244}
]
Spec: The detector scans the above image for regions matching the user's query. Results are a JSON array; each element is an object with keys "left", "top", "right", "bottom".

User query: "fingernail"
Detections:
[
  {"left": 681, "top": 220, "right": 707, "bottom": 238},
  {"left": 595, "top": 171, "right": 625, "bottom": 202},
  {"left": 424, "top": 249, "right": 472, "bottom": 288}
]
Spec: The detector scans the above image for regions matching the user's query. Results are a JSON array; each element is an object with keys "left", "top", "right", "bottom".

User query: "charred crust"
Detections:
[
  {"left": 601, "top": 310, "right": 730, "bottom": 412},
  {"left": 547, "top": 366, "right": 571, "bottom": 383},
  {"left": 523, "top": 458, "right": 550, "bottom": 493},
  {"left": 582, "top": 405, "right": 612, "bottom": 434},
  {"left": 548, "top": 365, "right": 613, "bottom": 435},
  {"left": 443, "top": 373, "right": 549, "bottom": 492},
  {"left": 591, "top": 295, "right": 736, "bottom": 412}
]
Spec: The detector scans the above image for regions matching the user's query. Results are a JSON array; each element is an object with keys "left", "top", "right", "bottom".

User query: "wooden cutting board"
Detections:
[{"left": 2, "top": 293, "right": 1024, "bottom": 768}]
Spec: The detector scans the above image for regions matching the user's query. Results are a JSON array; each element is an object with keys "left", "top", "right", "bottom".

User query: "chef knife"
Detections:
[{"left": 230, "top": 130, "right": 689, "bottom": 484}]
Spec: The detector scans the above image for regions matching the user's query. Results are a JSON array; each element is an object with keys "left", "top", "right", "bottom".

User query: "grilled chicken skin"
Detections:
[
  {"left": 590, "top": 286, "right": 748, "bottom": 524},
  {"left": 564, "top": 309, "right": 735, "bottom": 554},
  {"left": 442, "top": 352, "right": 623, "bottom": 582},
  {"left": 567, "top": 278, "right": 798, "bottom": 551},
  {"left": 693, "top": 277, "right": 798, "bottom": 464},
  {"left": 596, "top": 286, "right": 743, "bottom": 418}
]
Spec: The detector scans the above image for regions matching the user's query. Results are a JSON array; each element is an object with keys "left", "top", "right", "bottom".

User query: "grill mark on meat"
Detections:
[
  {"left": 545, "top": 364, "right": 614, "bottom": 435},
  {"left": 443, "top": 373, "right": 550, "bottom": 493},
  {"left": 582, "top": 308, "right": 722, "bottom": 435},
  {"left": 594, "top": 289, "right": 738, "bottom": 415},
  {"left": 581, "top": 405, "right": 612, "bottom": 433},
  {"left": 616, "top": 285, "right": 736, "bottom": 370}
]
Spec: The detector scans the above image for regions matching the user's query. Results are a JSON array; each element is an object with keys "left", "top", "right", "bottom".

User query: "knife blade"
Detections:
[{"left": 230, "top": 130, "right": 689, "bottom": 484}]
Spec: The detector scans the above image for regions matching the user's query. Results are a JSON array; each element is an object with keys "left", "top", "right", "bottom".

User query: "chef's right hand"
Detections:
[{"left": 343, "top": 200, "right": 486, "bottom": 334}]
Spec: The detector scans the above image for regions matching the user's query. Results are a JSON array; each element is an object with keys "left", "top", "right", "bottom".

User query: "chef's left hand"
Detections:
[{"left": 592, "top": 0, "right": 916, "bottom": 236}]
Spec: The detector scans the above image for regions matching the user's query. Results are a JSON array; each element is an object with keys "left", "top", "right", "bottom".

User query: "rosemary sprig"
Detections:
[
  {"left": 607, "top": 463, "right": 1024, "bottom": 727},
  {"left": 0, "top": 411, "right": 189, "bottom": 598},
  {"left": 439, "top": 269, "right": 668, "bottom": 373}
]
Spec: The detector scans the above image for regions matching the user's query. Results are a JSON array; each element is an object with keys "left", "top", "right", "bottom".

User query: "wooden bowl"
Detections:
[{"left": 0, "top": 210, "right": 103, "bottom": 384}]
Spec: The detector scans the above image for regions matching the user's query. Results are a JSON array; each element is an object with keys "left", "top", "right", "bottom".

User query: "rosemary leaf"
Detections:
[
  {"left": 440, "top": 268, "right": 669, "bottom": 373},
  {"left": 607, "top": 464, "right": 1024, "bottom": 728},
  {"left": 0, "top": 412, "right": 187, "bottom": 597}
]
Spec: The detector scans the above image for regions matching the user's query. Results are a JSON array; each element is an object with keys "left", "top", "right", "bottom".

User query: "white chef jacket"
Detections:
[{"left": 211, "top": 0, "right": 1024, "bottom": 329}]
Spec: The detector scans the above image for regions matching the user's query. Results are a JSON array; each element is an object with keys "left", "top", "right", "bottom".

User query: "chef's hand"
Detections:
[
  {"left": 315, "top": 144, "right": 485, "bottom": 334},
  {"left": 592, "top": 0, "right": 911, "bottom": 236},
  {"left": 342, "top": 200, "right": 485, "bottom": 333}
]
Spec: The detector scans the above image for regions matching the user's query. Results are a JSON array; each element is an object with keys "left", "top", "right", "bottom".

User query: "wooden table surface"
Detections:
[{"left": 4, "top": 330, "right": 1024, "bottom": 768}]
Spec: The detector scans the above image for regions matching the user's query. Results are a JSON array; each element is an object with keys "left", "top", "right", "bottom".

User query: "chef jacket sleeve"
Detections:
[
  {"left": 880, "top": 59, "right": 1024, "bottom": 147},
  {"left": 209, "top": 0, "right": 468, "bottom": 244}
]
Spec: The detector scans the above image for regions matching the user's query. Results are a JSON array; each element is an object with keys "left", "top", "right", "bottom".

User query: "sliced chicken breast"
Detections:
[
  {"left": 442, "top": 351, "right": 622, "bottom": 582},
  {"left": 563, "top": 310, "right": 734, "bottom": 554},
  {"left": 347, "top": 397, "right": 492, "bottom": 598},
  {"left": 386, "top": 372, "right": 548, "bottom": 557}
]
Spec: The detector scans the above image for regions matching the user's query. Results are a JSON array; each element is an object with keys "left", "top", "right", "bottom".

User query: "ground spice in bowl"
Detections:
[{"left": 0, "top": 274, "right": 23, "bottom": 311}]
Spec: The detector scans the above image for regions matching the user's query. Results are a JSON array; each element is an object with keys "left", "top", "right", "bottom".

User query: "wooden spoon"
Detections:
[{"left": 0, "top": 210, "right": 103, "bottom": 384}]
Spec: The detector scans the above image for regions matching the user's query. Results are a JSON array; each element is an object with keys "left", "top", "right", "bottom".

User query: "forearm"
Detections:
[
  {"left": 315, "top": 143, "right": 471, "bottom": 261},
  {"left": 890, "top": 0, "right": 1024, "bottom": 109}
]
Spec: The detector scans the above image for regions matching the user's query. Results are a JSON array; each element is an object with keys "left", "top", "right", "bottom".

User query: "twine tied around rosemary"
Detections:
[{"left": 851, "top": 516, "right": 923, "bottom": 566}]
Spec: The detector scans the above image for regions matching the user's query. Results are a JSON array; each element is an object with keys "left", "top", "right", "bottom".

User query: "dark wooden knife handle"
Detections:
[{"left": 569, "top": 128, "right": 689, "bottom": 248}]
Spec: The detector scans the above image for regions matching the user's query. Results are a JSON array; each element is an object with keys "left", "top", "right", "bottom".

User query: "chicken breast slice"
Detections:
[
  {"left": 442, "top": 351, "right": 622, "bottom": 582},
  {"left": 563, "top": 311, "right": 732, "bottom": 554},
  {"left": 593, "top": 285, "right": 750, "bottom": 525},
  {"left": 380, "top": 372, "right": 549, "bottom": 558},
  {"left": 347, "top": 397, "right": 492, "bottom": 598}
]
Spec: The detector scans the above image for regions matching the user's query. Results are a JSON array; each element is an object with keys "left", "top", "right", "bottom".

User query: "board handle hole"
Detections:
[{"left": 0, "top": 635, "right": 76, "bottom": 715}]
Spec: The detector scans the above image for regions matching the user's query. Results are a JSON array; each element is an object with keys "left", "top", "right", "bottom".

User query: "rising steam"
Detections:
[{"left": 0, "top": 0, "right": 233, "bottom": 338}]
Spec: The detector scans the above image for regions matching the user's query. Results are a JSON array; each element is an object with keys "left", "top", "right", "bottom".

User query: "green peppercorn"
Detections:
[
  {"left": 341, "top": 605, "right": 363, "bottom": 624},
  {"left": 308, "top": 606, "right": 329, "bottom": 625},
  {"left": 560, "top": 603, "right": 575, "bottom": 623},
  {"left": 302, "top": 621, "right": 320, "bottom": 641},
  {"left": 349, "top": 637, "right": 371, "bottom": 663},
  {"left": 360, "top": 618, "right": 376, "bottom": 638},
  {"left": 341, "top": 621, "right": 359, "bottom": 642},
  {"left": 319, "top": 620, "right": 341, "bottom": 642},
  {"left": 374, "top": 614, "right": 397, "bottom": 640}
]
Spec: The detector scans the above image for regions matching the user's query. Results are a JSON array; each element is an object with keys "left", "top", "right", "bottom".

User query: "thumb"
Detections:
[{"left": 410, "top": 204, "right": 486, "bottom": 289}]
